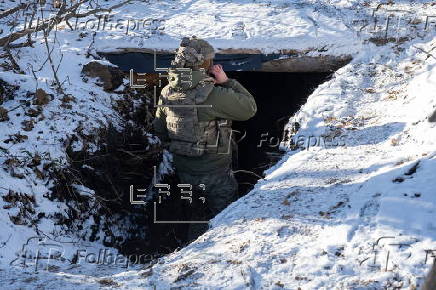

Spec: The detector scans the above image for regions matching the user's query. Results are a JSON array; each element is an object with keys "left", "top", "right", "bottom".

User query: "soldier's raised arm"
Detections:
[{"left": 204, "top": 66, "right": 257, "bottom": 121}]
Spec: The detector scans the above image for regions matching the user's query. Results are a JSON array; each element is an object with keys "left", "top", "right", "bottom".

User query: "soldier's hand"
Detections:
[{"left": 209, "top": 64, "right": 228, "bottom": 84}]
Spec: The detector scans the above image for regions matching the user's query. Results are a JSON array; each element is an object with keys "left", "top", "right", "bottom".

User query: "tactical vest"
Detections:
[{"left": 161, "top": 83, "right": 232, "bottom": 157}]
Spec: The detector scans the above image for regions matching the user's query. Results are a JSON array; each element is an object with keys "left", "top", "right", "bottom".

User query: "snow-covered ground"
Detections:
[{"left": 1, "top": 0, "right": 436, "bottom": 289}]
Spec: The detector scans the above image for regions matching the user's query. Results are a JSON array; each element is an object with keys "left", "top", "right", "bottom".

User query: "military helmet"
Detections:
[{"left": 171, "top": 36, "right": 215, "bottom": 68}]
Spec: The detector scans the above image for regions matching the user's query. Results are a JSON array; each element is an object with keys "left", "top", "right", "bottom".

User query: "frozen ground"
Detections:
[{"left": 0, "top": 0, "right": 436, "bottom": 289}]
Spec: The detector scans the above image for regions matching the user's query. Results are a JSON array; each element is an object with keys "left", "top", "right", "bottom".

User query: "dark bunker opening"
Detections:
[
  {"left": 86, "top": 52, "right": 337, "bottom": 259},
  {"left": 226, "top": 71, "right": 331, "bottom": 196}
]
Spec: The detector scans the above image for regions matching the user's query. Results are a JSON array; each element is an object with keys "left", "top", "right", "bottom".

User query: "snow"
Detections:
[
  {"left": 1, "top": 0, "right": 436, "bottom": 289},
  {"left": 131, "top": 39, "right": 436, "bottom": 288}
]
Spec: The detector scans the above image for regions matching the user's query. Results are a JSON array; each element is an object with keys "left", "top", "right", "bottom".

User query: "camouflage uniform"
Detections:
[{"left": 153, "top": 36, "right": 257, "bottom": 241}]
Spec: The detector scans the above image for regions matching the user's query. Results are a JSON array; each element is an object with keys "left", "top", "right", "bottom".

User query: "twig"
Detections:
[
  {"left": 0, "top": 0, "right": 133, "bottom": 47},
  {"left": 233, "top": 170, "right": 263, "bottom": 179},
  {"left": 2, "top": 46, "right": 23, "bottom": 73},
  {"left": 413, "top": 45, "right": 436, "bottom": 60},
  {"left": 28, "top": 63, "right": 40, "bottom": 91},
  {"left": 0, "top": 0, "right": 88, "bottom": 47},
  {"left": 60, "top": 75, "right": 72, "bottom": 87},
  {"left": 8, "top": 40, "right": 35, "bottom": 48},
  {"left": 73, "top": 0, "right": 133, "bottom": 18},
  {"left": 85, "top": 31, "right": 97, "bottom": 59},
  {"left": 0, "top": 3, "right": 27, "bottom": 20},
  {"left": 6, "top": 104, "right": 24, "bottom": 113},
  {"left": 42, "top": 27, "right": 64, "bottom": 94},
  {"left": 0, "top": 234, "right": 12, "bottom": 248},
  {"left": 1, "top": 3, "right": 26, "bottom": 73}
]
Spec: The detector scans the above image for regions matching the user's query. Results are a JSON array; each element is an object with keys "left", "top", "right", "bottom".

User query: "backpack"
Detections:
[{"left": 161, "top": 83, "right": 232, "bottom": 157}]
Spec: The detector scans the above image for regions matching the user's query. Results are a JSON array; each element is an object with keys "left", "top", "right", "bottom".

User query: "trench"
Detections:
[
  {"left": 132, "top": 71, "right": 332, "bottom": 257},
  {"left": 147, "top": 72, "right": 332, "bottom": 255},
  {"left": 72, "top": 53, "right": 338, "bottom": 261}
]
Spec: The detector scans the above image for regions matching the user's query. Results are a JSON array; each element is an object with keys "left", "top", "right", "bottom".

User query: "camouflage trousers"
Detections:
[{"left": 176, "top": 168, "right": 238, "bottom": 242}]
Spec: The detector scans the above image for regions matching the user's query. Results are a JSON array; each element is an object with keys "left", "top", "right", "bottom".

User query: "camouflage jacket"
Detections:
[{"left": 153, "top": 68, "right": 257, "bottom": 174}]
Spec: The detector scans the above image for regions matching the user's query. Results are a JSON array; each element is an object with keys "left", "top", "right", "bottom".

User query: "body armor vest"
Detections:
[{"left": 161, "top": 83, "right": 232, "bottom": 157}]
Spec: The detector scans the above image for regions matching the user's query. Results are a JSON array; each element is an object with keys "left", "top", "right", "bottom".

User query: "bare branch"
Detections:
[
  {"left": 28, "top": 63, "right": 40, "bottom": 92},
  {"left": 73, "top": 0, "right": 133, "bottom": 18},
  {"left": 2, "top": 47, "right": 23, "bottom": 73},
  {"left": 0, "top": 0, "right": 133, "bottom": 47},
  {"left": 413, "top": 45, "right": 436, "bottom": 60},
  {"left": 85, "top": 31, "right": 98, "bottom": 59},
  {"left": 8, "top": 39, "right": 35, "bottom": 48},
  {"left": 42, "top": 26, "right": 63, "bottom": 94},
  {"left": 0, "top": 0, "right": 87, "bottom": 47},
  {"left": 0, "top": 3, "right": 27, "bottom": 20}
]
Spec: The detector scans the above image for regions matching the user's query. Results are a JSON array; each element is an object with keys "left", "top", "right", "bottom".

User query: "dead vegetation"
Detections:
[
  {"left": 46, "top": 119, "right": 163, "bottom": 250},
  {"left": 98, "top": 278, "right": 120, "bottom": 287},
  {"left": 2, "top": 190, "right": 38, "bottom": 226},
  {"left": 175, "top": 264, "right": 198, "bottom": 283},
  {"left": 1, "top": 0, "right": 134, "bottom": 94},
  {"left": 0, "top": 1, "right": 133, "bottom": 48},
  {"left": 0, "top": 59, "right": 182, "bottom": 261},
  {"left": 367, "top": 37, "right": 410, "bottom": 46},
  {"left": 42, "top": 83, "right": 189, "bottom": 257},
  {"left": 0, "top": 80, "right": 21, "bottom": 122},
  {"left": 0, "top": 0, "right": 189, "bottom": 258}
]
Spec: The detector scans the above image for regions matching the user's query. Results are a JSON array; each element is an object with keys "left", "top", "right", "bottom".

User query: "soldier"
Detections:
[{"left": 152, "top": 36, "right": 257, "bottom": 241}]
